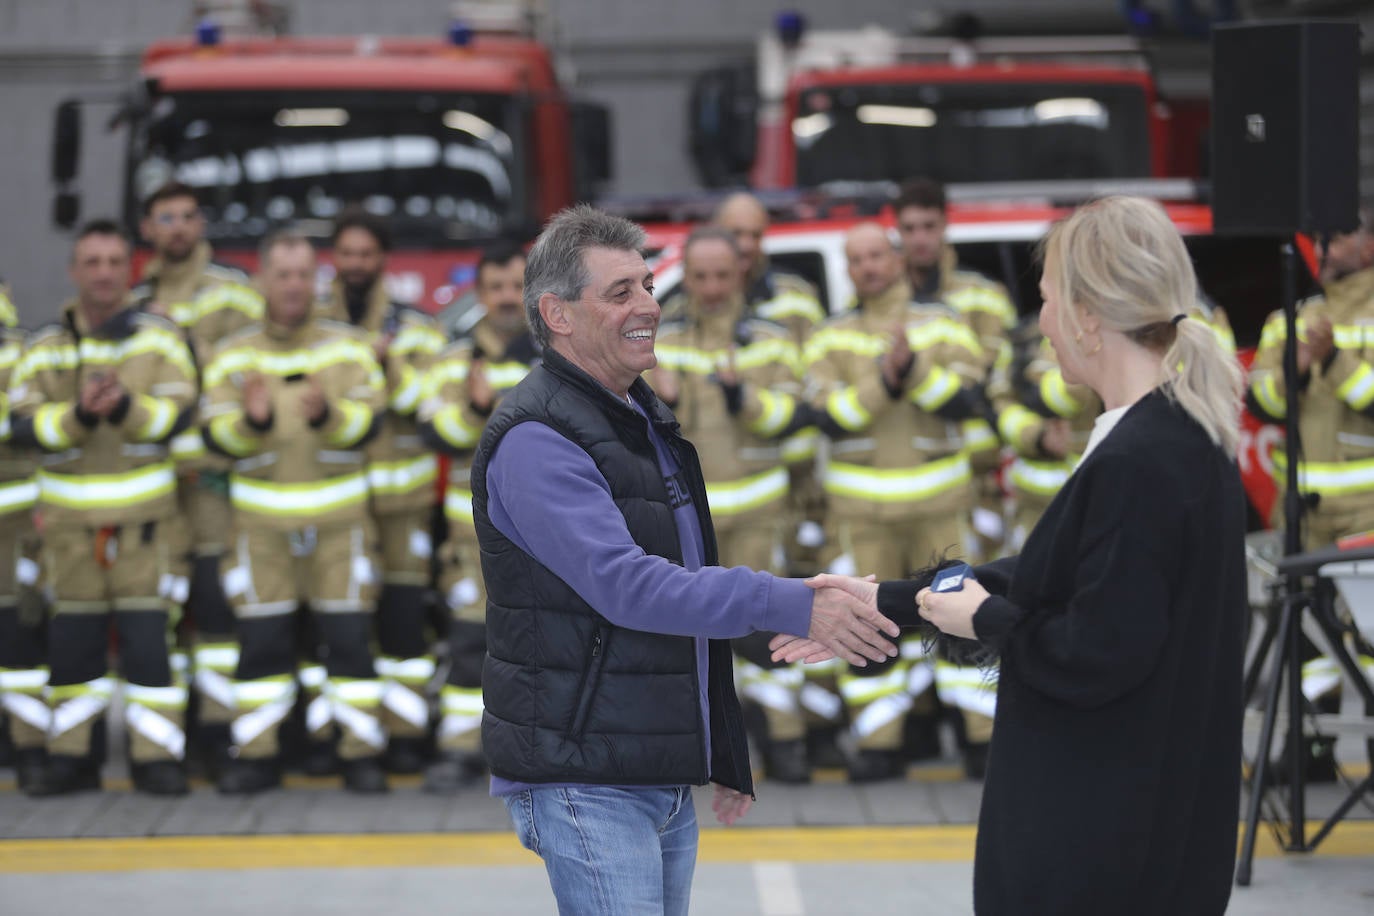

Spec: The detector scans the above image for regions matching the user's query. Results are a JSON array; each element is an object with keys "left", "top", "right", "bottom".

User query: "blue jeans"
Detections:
[{"left": 504, "top": 785, "right": 699, "bottom": 916}]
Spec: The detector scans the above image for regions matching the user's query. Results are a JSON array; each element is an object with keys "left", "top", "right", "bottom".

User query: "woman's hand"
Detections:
[
  {"left": 915, "top": 579, "right": 991, "bottom": 640},
  {"left": 712, "top": 784, "right": 753, "bottom": 826}
]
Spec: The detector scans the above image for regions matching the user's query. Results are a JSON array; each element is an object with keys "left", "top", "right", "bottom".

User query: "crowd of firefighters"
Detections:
[{"left": 3, "top": 174, "right": 1373, "bottom": 799}]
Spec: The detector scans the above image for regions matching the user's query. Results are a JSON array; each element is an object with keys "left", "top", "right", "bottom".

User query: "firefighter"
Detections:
[
  {"left": 895, "top": 178, "right": 1016, "bottom": 561},
  {"left": 135, "top": 181, "right": 262, "bottom": 772},
  {"left": 650, "top": 226, "right": 814, "bottom": 782},
  {"left": 418, "top": 243, "right": 538, "bottom": 793},
  {"left": 319, "top": 211, "right": 446, "bottom": 775},
  {"left": 1248, "top": 212, "right": 1374, "bottom": 781},
  {"left": 0, "top": 280, "right": 45, "bottom": 792},
  {"left": 805, "top": 222, "right": 986, "bottom": 782},
  {"left": 202, "top": 230, "right": 389, "bottom": 794},
  {"left": 10, "top": 221, "right": 198, "bottom": 796}
]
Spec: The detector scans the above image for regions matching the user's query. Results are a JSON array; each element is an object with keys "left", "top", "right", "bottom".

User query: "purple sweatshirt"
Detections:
[{"left": 485, "top": 399, "right": 814, "bottom": 796}]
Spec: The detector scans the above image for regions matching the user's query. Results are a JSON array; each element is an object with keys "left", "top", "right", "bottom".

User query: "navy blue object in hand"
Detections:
[{"left": 931, "top": 562, "right": 975, "bottom": 594}]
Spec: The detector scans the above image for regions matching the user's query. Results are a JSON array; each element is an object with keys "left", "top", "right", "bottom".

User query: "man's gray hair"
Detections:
[{"left": 524, "top": 204, "right": 647, "bottom": 347}]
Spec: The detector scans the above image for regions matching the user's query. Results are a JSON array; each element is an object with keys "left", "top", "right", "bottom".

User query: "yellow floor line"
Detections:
[{"left": 0, "top": 822, "right": 1371, "bottom": 874}]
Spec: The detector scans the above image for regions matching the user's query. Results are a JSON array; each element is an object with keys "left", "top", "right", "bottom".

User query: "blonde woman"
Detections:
[{"left": 778, "top": 196, "right": 1248, "bottom": 915}]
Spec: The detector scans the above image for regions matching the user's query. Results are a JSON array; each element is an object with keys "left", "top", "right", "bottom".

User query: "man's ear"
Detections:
[{"left": 539, "top": 292, "right": 572, "bottom": 338}]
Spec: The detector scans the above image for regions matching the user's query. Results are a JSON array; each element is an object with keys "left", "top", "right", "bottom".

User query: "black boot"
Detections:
[
  {"left": 24, "top": 754, "right": 101, "bottom": 797},
  {"left": 846, "top": 748, "right": 906, "bottom": 784},
  {"left": 191, "top": 724, "right": 234, "bottom": 780},
  {"left": 422, "top": 751, "right": 487, "bottom": 795},
  {"left": 963, "top": 742, "right": 990, "bottom": 780},
  {"left": 14, "top": 748, "right": 47, "bottom": 795},
  {"left": 901, "top": 714, "right": 944, "bottom": 763},
  {"left": 300, "top": 739, "right": 340, "bottom": 777},
  {"left": 805, "top": 725, "right": 847, "bottom": 770},
  {"left": 762, "top": 738, "right": 812, "bottom": 784},
  {"left": 1270, "top": 733, "right": 1338, "bottom": 785},
  {"left": 132, "top": 760, "right": 189, "bottom": 796},
  {"left": 383, "top": 737, "right": 430, "bottom": 775},
  {"left": 342, "top": 756, "right": 389, "bottom": 794},
  {"left": 217, "top": 757, "right": 283, "bottom": 794}
]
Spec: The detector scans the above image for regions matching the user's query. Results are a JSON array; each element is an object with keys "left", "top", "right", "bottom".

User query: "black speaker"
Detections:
[{"left": 1211, "top": 20, "right": 1360, "bottom": 236}]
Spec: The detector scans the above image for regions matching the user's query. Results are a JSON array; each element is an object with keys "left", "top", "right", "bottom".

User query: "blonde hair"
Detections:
[{"left": 1042, "top": 195, "right": 1244, "bottom": 456}]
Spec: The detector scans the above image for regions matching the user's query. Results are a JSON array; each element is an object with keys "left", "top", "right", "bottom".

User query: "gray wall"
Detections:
[{"left": 0, "top": 0, "right": 1364, "bottom": 322}]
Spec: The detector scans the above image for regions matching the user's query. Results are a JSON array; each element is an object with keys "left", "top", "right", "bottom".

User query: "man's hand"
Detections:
[
  {"left": 1298, "top": 315, "right": 1334, "bottom": 375},
  {"left": 712, "top": 785, "right": 753, "bottom": 826},
  {"left": 1039, "top": 418, "right": 1072, "bottom": 459},
  {"left": 770, "top": 573, "right": 882, "bottom": 664},
  {"left": 373, "top": 332, "right": 394, "bottom": 365},
  {"left": 80, "top": 373, "right": 123, "bottom": 418},
  {"left": 299, "top": 377, "right": 329, "bottom": 425},
  {"left": 881, "top": 322, "right": 913, "bottom": 392},
  {"left": 468, "top": 358, "right": 495, "bottom": 414},
  {"left": 803, "top": 574, "right": 898, "bottom": 666},
  {"left": 243, "top": 373, "right": 273, "bottom": 426},
  {"left": 716, "top": 346, "right": 739, "bottom": 389},
  {"left": 915, "top": 579, "right": 991, "bottom": 641}
]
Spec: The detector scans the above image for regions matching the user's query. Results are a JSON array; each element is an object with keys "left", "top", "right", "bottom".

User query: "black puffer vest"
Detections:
[{"left": 472, "top": 348, "right": 754, "bottom": 793}]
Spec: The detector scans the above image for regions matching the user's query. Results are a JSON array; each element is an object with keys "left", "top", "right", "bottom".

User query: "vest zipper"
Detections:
[{"left": 567, "top": 629, "right": 607, "bottom": 738}]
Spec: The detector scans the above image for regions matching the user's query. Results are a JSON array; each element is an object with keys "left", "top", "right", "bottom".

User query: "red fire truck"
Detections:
[
  {"left": 688, "top": 16, "right": 1209, "bottom": 191},
  {"left": 50, "top": 1, "right": 610, "bottom": 313}
]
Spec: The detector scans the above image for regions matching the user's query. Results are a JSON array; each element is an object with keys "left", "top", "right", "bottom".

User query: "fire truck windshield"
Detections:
[
  {"left": 793, "top": 81, "right": 1151, "bottom": 185},
  {"left": 128, "top": 89, "right": 523, "bottom": 246}
]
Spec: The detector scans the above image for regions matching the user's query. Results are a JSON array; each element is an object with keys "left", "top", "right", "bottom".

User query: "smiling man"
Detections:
[{"left": 470, "top": 205, "right": 900, "bottom": 914}]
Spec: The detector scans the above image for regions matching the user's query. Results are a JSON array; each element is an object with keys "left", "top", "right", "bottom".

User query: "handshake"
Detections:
[
  {"left": 776, "top": 574, "right": 889, "bottom": 667},
  {"left": 774, "top": 563, "right": 991, "bottom": 666}
]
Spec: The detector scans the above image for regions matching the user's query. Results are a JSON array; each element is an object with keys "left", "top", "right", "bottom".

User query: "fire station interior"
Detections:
[{"left": 0, "top": 2, "right": 1373, "bottom": 915}]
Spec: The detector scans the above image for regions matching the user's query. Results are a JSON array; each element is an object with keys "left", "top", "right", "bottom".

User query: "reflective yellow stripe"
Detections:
[
  {"left": 0, "top": 667, "right": 49, "bottom": 692},
  {"left": 123, "top": 683, "right": 188, "bottom": 710},
  {"left": 804, "top": 320, "right": 980, "bottom": 366},
  {"left": 748, "top": 388, "right": 795, "bottom": 437},
  {"left": 39, "top": 463, "right": 176, "bottom": 510},
  {"left": 445, "top": 487, "right": 474, "bottom": 523},
  {"left": 655, "top": 338, "right": 798, "bottom": 375},
  {"left": 170, "top": 429, "right": 207, "bottom": 462},
  {"left": 234, "top": 676, "right": 296, "bottom": 709},
  {"left": 910, "top": 365, "right": 959, "bottom": 411},
  {"left": 48, "top": 677, "right": 116, "bottom": 703},
  {"left": 325, "top": 400, "right": 372, "bottom": 448},
  {"left": 826, "top": 386, "right": 871, "bottom": 432},
  {"left": 135, "top": 395, "right": 177, "bottom": 442},
  {"left": 390, "top": 365, "right": 424, "bottom": 414},
  {"left": 204, "top": 339, "right": 376, "bottom": 390},
  {"left": 1009, "top": 457, "right": 1074, "bottom": 496},
  {"left": 421, "top": 359, "right": 530, "bottom": 398},
  {"left": 1251, "top": 372, "right": 1287, "bottom": 419},
  {"left": 375, "top": 656, "right": 437, "bottom": 685},
  {"left": 390, "top": 324, "right": 445, "bottom": 359},
  {"left": 781, "top": 427, "right": 819, "bottom": 463},
  {"left": 705, "top": 467, "right": 789, "bottom": 516},
  {"left": 208, "top": 411, "right": 261, "bottom": 458},
  {"left": 998, "top": 403, "right": 1039, "bottom": 447},
  {"left": 433, "top": 404, "right": 483, "bottom": 450},
  {"left": 0, "top": 478, "right": 38, "bottom": 514},
  {"left": 837, "top": 664, "right": 910, "bottom": 704},
  {"left": 1040, "top": 370, "right": 1081, "bottom": 418},
  {"left": 756, "top": 290, "right": 824, "bottom": 325},
  {"left": 946, "top": 285, "right": 1015, "bottom": 327},
  {"left": 193, "top": 283, "right": 263, "bottom": 325},
  {"left": 34, "top": 403, "right": 76, "bottom": 450},
  {"left": 1336, "top": 362, "right": 1374, "bottom": 411},
  {"left": 961, "top": 418, "right": 998, "bottom": 454},
  {"left": 367, "top": 453, "right": 439, "bottom": 497},
  {"left": 439, "top": 686, "right": 485, "bottom": 716},
  {"left": 1273, "top": 451, "right": 1374, "bottom": 498},
  {"left": 823, "top": 453, "right": 971, "bottom": 503},
  {"left": 231, "top": 472, "right": 369, "bottom": 518}
]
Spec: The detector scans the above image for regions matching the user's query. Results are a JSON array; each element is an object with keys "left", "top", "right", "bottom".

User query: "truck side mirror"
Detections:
[
  {"left": 53, "top": 192, "right": 81, "bottom": 229},
  {"left": 571, "top": 101, "right": 613, "bottom": 198},
  {"left": 688, "top": 64, "right": 757, "bottom": 188},
  {"left": 53, "top": 100, "right": 81, "bottom": 184}
]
